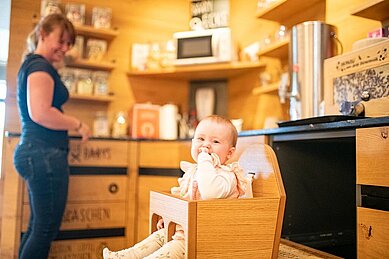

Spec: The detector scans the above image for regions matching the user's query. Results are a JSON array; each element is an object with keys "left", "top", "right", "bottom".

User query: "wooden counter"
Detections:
[
  {"left": 0, "top": 137, "right": 137, "bottom": 258},
  {"left": 3, "top": 119, "right": 388, "bottom": 258},
  {"left": 0, "top": 135, "right": 267, "bottom": 258}
]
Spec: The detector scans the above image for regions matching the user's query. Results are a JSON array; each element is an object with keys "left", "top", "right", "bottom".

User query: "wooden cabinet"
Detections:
[
  {"left": 136, "top": 140, "right": 192, "bottom": 241},
  {"left": 0, "top": 137, "right": 135, "bottom": 259},
  {"left": 356, "top": 127, "right": 389, "bottom": 187},
  {"left": 356, "top": 126, "right": 389, "bottom": 258},
  {"left": 357, "top": 207, "right": 389, "bottom": 258}
]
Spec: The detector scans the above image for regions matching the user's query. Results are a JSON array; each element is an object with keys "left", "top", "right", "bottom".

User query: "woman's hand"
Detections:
[
  {"left": 157, "top": 218, "right": 164, "bottom": 230},
  {"left": 77, "top": 122, "right": 91, "bottom": 142}
]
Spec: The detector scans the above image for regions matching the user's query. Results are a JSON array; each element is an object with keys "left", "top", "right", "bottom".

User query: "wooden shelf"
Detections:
[
  {"left": 350, "top": 0, "right": 389, "bottom": 22},
  {"left": 69, "top": 94, "right": 114, "bottom": 102},
  {"left": 66, "top": 58, "right": 116, "bottom": 71},
  {"left": 74, "top": 24, "right": 119, "bottom": 40},
  {"left": 256, "top": 0, "right": 324, "bottom": 25},
  {"left": 127, "top": 61, "right": 266, "bottom": 80},
  {"left": 252, "top": 82, "right": 280, "bottom": 95},
  {"left": 257, "top": 39, "right": 289, "bottom": 60},
  {"left": 32, "top": 18, "right": 118, "bottom": 40}
]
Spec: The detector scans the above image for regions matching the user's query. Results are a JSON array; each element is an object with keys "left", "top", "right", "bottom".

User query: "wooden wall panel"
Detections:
[
  {"left": 5, "top": 0, "right": 385, "bottom": 133},
  {"left": 6, "top": 0, "right": 38, "bottom": 132},
  {"left": 326, "top": 0, "right": 381, "bottom": 53},
  {"left": 5, "top": 0, "right": 190, "bottom": 133},
  {"left": 229, "top": 0, "right": 283, "bottom": 129},
  {"left": 0, "top": 138, "right": 23, "bottom": 258},
  {"left": 99, "top": 0, "right": 190, "bottom": 119}
]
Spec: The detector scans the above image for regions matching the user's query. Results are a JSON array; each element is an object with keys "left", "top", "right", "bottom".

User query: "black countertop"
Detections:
[
  {"left": 6, "top": 116, "right": 389, "bottom": 141},
  {"left": 240, "top": 116, "right": 389, "bottom": 138}
]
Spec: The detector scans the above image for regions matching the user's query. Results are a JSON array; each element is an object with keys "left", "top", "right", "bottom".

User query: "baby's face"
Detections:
[{"left": 191, "top": 120, "right": 235, "bottom": 165}]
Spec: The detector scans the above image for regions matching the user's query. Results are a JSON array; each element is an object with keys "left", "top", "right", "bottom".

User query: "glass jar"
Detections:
[
  {"left": 93, "top": 111, "right": 110, "bottom": 137},
  {"left": 92, "top": 71, "right": 109, "bottom": 96},
  {"left": 112, "top": 111, "right": 128, "bottom": 138},
  {"left": 77, "top": 70, "right": 93, "bottom": 95}
]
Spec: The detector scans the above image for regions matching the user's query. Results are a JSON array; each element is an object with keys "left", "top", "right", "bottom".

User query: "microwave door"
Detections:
[{"left": 212, "top": 33, "right": 219, "bottom": 58}]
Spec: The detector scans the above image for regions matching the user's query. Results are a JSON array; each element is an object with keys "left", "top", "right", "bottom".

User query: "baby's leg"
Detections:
[
  {"left": 103, "top": 229, "right": 165, "bottom": 259},
  {"left": 143, "top": 238, "right": 185, "bottom": 259}
]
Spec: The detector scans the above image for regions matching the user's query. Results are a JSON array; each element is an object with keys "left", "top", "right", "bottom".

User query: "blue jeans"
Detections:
[{"left": 14, "top": 139, "right": 69, "bottom": 259}]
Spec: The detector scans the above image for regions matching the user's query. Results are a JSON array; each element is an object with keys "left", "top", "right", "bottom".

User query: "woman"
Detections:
[{"left": 14, "top": 13, "right": 91, "bottom": 259}]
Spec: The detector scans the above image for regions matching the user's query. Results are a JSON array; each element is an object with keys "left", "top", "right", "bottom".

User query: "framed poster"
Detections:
[{"left": 190, "top": 0, "right": 229, "bottom": 29}]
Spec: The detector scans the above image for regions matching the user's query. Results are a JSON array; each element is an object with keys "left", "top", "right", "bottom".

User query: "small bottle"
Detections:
[
  {"left": 187, "top": 110, "right": 198, "bottom": 138},
  {"left": 112, "top": 111, "right": 128, "bottom": 138},
  {"left": 93, "top": 111, "right": 109, "bottom": 137}
]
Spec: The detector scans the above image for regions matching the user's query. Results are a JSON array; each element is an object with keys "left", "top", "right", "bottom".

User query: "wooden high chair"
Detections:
[{"left": 149, "top": 141, "right": 286, "bottom": 259}]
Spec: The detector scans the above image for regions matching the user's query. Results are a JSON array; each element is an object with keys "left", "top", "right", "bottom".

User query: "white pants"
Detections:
[{"left": 103, "top": 229, "right": 185, "bottom": 259}]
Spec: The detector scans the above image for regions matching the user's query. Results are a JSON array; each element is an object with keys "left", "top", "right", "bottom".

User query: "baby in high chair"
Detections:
[{"left": 103, "top": 115, "right": 249, "bottom": 259}]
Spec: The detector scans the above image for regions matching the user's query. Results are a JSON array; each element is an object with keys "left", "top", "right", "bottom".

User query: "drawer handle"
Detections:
[
  {"left": 108, "top": 183, "right": 119, "bottom": 194},
  {"left": 381, "top": 128, "right": 388, "bottom": 139},
  {"left": 359, "top": 224, "right": 373, "bottom": 240}
]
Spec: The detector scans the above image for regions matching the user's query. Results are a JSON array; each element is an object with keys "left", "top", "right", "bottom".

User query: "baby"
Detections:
[{"left": 103, "top": 115, "right": 248, "bottom": 259}]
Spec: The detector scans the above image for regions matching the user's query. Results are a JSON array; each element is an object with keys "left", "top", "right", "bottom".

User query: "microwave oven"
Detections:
[
  {"left": 324, "top": 39, "right": 389, "bottom": 117},
  {"left": 173, "top": 27, "right": 232, "bottom": 66}
]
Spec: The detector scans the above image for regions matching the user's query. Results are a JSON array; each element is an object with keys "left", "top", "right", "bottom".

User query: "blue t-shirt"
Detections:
[{"left": 17, "top": 54, "right": 70, "bottom": 148}]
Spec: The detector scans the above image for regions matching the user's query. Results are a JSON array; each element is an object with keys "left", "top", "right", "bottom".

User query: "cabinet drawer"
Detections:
[
  {"left": 23, "top": 176, "right": 127, "bottom": 202},
  {"left": 69, "top": 140, "right": 128, "bottom": 167},
  {"left": 68, "top": 176, "right": 128, "bottom": 202},
  {"left": 139, "top": 141, "right": 191, "bottom": 168},
  {"left": 22, "top": 201, "right": 126, "bottom": 231},
  {"left": 357, "top": 207, "right": 389, "bottom": 258},
  {"left": 48, "top": 236, "right": 126, "bottom": 258},
  {"left": 356, "top": 127, "right": 389, "bottom": 187}
]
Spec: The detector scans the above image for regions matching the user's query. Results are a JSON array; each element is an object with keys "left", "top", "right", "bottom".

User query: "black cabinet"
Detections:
[{"left": 270, "top": 130, "right": 357, "bottom": 258}]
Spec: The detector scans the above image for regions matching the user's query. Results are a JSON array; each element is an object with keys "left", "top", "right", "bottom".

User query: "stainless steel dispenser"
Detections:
[{"left": 289, "top": 21, "right": 339, "bottom": 120}]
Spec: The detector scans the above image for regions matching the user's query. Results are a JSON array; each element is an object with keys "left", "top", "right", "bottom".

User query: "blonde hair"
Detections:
[
  {"left": 24, "top": 13, "right": 76, "bottom": 60},
  {"left": 201, "top": 115, "right": 238, "bottom": 147}
]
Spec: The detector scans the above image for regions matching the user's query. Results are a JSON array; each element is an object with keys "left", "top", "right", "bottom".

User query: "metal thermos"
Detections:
[{"left": 289, "top": 21, "right": 339, "bottom": 120}]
